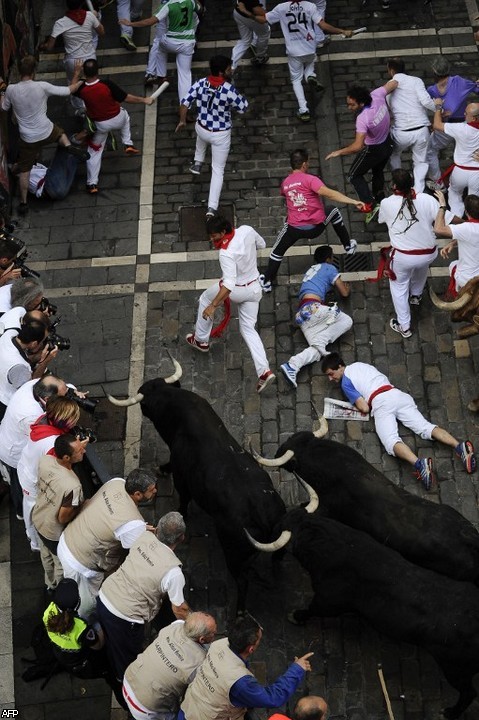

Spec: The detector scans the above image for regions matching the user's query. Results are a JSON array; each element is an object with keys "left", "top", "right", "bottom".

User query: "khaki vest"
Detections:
[
  {"left": 125, "top": 621, "right": 206, "bottom": 712},
  {"left": 63, "top": 478, "right": 143, "bottom": 572},
  {"left": 33, "top": 455, "right": 83, "bottom": 541},
  {"left": 181, "top": 638, "right": 252, "bottom": 720},
  {"left": 100, "top": 531, "right": 181, "bottom": 622}
]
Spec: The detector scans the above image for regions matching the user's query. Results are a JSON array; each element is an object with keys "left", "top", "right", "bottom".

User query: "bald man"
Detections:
[
  {"left": 433, "top": 101, "right": 479, "bottom": 217},
  {"left": 269, "top": 695, "right": 329, "bottom": 720}
]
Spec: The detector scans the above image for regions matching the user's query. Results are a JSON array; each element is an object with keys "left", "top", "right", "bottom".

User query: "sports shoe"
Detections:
[
  {"left": 259, "top": 274, "right": 272, "bottom": 293},
  {"left": 281, "top": 362, "right": 298, "bottom": 388},
  {"left": 306, "top": 75, "right": 324, "bottom": 90},
  {"left": 390, "top": 318, "right": 412, "bottom": 339},
  {"left": 144, "top": 74, "right": 158, "bottom": 87},
  {"left": 251, "top": 54, "right": 269, "bottom": 65},
  {"left": 257, "top": 370, "right": 276, "bottom": 394},
  {"left": 189, "top": 162, "right": 202, "bottom": 175},
  {"left": 344, "top": 239, "right": 358, "bottom": 255},
  {"left": 124, "top": 145, "right": 140, "bottom": 155},
  {"left": 66, "top": 145, "right": 89, "bottom": 161},
  {"left": 409, "top": 294, "right": 422, "bottom": 305},
  {"left": 120, "top": 34, "right": 137, "bottom": 51},
  {"left": 456, "top": 440, "right": 477, "bottom": 474},
  {"left": 205, "top": 207, "right": 217, "bottom": 218},
  {"left": 186, "top": 333, "right": 209, "bottom": 353},
  {"left": 86, "top": 184, "right": 98, "bottom": 194},
  {"left": 364, "top": 203, "right": 380, "bottom": 224},
  {"left": 414, "top": 457, "right": 435, "bottom": 491},
  {"left": 296, "top": 111, "right": 311, "bottom": 123}
]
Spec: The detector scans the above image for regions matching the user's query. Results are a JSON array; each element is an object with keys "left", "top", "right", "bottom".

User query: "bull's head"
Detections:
[
  {"left": 249, "top": 416, "right": 328, "bottom": 468},
  {"left": 107, "top": 359, "right": 183, "bottom": 407},
  {"left": 244, "top": 475, "right": 319, "bottom": 551}
]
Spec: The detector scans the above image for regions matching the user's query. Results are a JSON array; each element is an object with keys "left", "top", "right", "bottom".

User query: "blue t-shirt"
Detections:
[{"left": 299, "top": 262, "right": 339, "bottom": 301}]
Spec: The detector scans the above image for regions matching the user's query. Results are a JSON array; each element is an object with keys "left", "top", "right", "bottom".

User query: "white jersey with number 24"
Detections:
[{"left": 266, "top": 1, "right": 322, "bottom": 57}]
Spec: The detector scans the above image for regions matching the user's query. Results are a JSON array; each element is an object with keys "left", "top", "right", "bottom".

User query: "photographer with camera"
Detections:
[
  {"left": 0, "top": 236, "right": 23, "bottom": 302},
  {"left": 17, "top": 396, "right": 81, "bottom": 551},
  {"left": 0, "top": 311, "right": 58, "bottom": 421},
  {"left": 0, "top": 374, "right": 87, "bottom": 519},
  {"left": 0, "top": 277, "right": 50, "bottom": 327}
]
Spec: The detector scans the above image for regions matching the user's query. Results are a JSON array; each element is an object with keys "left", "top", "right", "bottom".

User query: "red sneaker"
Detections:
[
  {"left": 186, "top": 333, "right": 209, "bottom": 353},
  {"left": 257, "top": 370, "right": 276, "bottom": 394}
]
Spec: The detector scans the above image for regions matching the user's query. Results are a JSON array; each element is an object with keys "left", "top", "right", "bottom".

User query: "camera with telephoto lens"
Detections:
[
  {"left": 0, "top": 231, "right": 40, "bottom": 279},
  {"left": 65, "top": 387, "right": 99, "bottom": 414},
  {"left": 73, "top": 425, "right": 97, "bottom": 444},
  {"left": 47, "top": 317, "right": 71, "bottom": 352},
  {"left": 12, "top": 248, "right": 40, "bottom": 279}
]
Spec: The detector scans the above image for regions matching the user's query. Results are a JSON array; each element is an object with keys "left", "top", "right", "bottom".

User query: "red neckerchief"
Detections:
[
  {"left": 467, "top": 121, "right": 479, "bottom": 129},
  {"left": 207, "top": 75, "right": 226, "bottom": 88},
  {"left": 392, "top": 189, "right": 416, "bottom": 198},
  {"left": 66, "top": 9, "right": 87, "bottom": 25},
  {"left": 467, "top": 218, "right": 479, "bottom": 223},
  {"left": 214, "top": 229, "right": 235, "bottom": 249}
]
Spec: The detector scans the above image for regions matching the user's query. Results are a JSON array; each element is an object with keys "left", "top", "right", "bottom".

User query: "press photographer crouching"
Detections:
[{"left": 0, "top": 311, "right": 58, "bottom": 422}]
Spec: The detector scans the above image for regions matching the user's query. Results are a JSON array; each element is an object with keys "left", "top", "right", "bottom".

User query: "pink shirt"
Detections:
[
  {"left": 281, "top": 172, "right": 326, "bottom": 226},
  {"left": 355, "top": 86, "right": 390, "bottom": 145}
]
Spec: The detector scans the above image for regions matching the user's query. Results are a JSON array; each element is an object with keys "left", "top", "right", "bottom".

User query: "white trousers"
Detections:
[
  {"left": 117, "top": 0, "right": 145, "bottom": 38},
  {"left": 123, "top": 678, "right": 175, "bottom": 720},
  {"left": 388, "top": 248, "right": 437, "bottom": 330},
  {"left": 194, "top": 281, "right": 269, "bottom": 377},
  {"left": 231, "top": 11, "right": 270, "bottom": 69},
  {"left": 19, "top": 473, "right": 39, "bottom": 551},
  {"left": 194, "top": 124, "right": 231, "bottom": 211},
  {"left": 87, "top": 108, "right": 133, "bottom": 185},
  {"left": 288, "top": 307, "right": 353, "bottom": 371},
  {"left": 372, "top": 388, "right": 435, "bottom": 455},
  {"left": 287, "top": 54, "right": 316, "bottom": 114},
  {"left": 156, "top": 37, "right": 195, "bottom": 103},
  {"left": 426, "top": 129, "right": 453, "bottom": 182},
  {"left": 57, "top": 539, "right": 103, "bottom": 621},
  {"left": 146, "top": 21, "right": 166, "bottom": 76},
  {"left": 390, "top": 126, "right": 430, "bottom": 192},
  {"left": 448, "top": 166, "right": 479, "bottom": 218}
]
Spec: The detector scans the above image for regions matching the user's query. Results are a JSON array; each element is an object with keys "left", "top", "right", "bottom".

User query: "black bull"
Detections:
[
  {"left": 275, "top": 432, "right": 479, "bottom": 584},
  {"left": 267, "top": 508, "right": 479, "bottom": 719},
  {"left": 137, "top": 379, "right": 286, "bottom": 607}
]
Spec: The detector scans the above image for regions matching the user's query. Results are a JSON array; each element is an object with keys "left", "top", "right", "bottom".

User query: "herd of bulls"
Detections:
[{"left": 109, "top": 360, "right": 479, "bottom": 719}]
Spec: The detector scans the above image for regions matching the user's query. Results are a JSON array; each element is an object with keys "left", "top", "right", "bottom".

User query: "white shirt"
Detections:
[
  {"left": 387, "top": 73, "right": 435, "bottom": 130},
  {"left": 344, "top": 362, "right": 392, "bottom": 401},
  {"left": 450, "top": 222, "right": 479, "bottom": 289},
  {"left": 0, "top": 330, "right": 31, "bottom": 406},
  {"left": 266, "top": 1, "right": 321, "bottom": 57},
  {"left": 444, "top": 122, "right": 479, "bottom": 167},
  {"left": 378, "top": 193, "right": 452, "bottom": 250},
  {"left": 50, "top": 12, "right": 100, "bottom": 59},
  {"left": 0, "top": 285, "right": 11, "bottom": 313},
  {"left": 29, "top": 164, "right": 48, "bottom": 198},
  {"left": 3, "top": 80, "right": 70, "bottom": 143},
  {"left": 0, "top": 379, "right": 41, "bottom": 468},
  {"left": 17, "top": 433, "right": 57, "bottom": 496},
  {"left": 0, "top": 306, "right": 25, "bottom": 333},
  {"left": 218, "top": 225, "right": 265, "bottom": 291}
]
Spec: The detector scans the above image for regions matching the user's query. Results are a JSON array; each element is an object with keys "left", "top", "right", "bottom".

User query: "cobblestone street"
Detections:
[{"left": 2, "top": 0, "right": 479, "bottom": 718}]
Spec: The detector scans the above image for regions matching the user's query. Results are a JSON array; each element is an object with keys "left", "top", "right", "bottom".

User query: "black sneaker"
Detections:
[
  {"left": 120, "top": 34, "right": 137, "bottom": 51},
  {"left": 144, "top": 74, "right": 158, "bottom": 87},
  {"left": 66, "top": 145, "right": 89, "bottom": 161}
]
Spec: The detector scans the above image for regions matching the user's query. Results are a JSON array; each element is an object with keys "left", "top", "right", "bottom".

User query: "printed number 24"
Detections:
[{"left": 286, "top": 11, "right": 312, "bottom": 33}]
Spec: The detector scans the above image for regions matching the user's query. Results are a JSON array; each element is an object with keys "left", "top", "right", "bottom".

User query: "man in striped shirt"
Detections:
[{"left": 176, "top": 55, "right": 248, "bottom": 217}]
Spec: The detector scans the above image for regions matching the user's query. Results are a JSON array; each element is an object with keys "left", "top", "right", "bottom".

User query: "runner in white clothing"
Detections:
[
  {"left": 434, "top": 190, "right": 479, "bottom": 292},
  {"left": 185, "top": 215, "right": 276, "bottom": 394},
  {"left": 322, "top": 354, "right": 476, "bottom": 490},
  {"left": 252, "top": 1, "right": 352, "bottom": 122},
  {"left": 385, "top": 57, "right": 436, "bottom": 193},
  {"left": 231, "top": 0, "right": 270, "bottom": 72},
  {"left": 432, "top": 102, "right": 479, "bottom": 218},
  {"left": 378, "top": 169, "right": 454, "bottom": 338}
]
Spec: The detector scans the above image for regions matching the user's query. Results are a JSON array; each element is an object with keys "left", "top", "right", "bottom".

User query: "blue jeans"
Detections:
[{"left": 43, "top": 148, "right": 79, "bottom": 200}]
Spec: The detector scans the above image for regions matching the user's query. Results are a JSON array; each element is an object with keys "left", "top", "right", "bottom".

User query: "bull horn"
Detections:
[
  {"left": 428, "top": 286, "right": 472, "bottom": 312},
  {"left": 164, "top": 359, "right": 183, "bottom": 384},
  {"left": 244, "top": 527, "right": 292, "bottom": 552},
  {"left": 293, "top": 473, "right": 319, "bottom": 513},
  {"left": 107, "top": 391, "right": 144, "bottom": 407},
  {"left": 313, "top": 415, "right": 328, "bottom": 438},
  {"left": 248, "top": 439, "right": 294, "bottom": 467}
]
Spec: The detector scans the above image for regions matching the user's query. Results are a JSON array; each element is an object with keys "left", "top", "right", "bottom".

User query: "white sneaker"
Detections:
[
  {"left": 345, "top": 239, "right": 357, "bottom": 255},
  {"left": 390, "top": 318, "right": 412, "bottom": 339},
  {"left": 280, "top": 363, "right": 298, "bottom": 388},
  {"left": 259, "top": 274, "right": 272, "bottom": 293}
]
